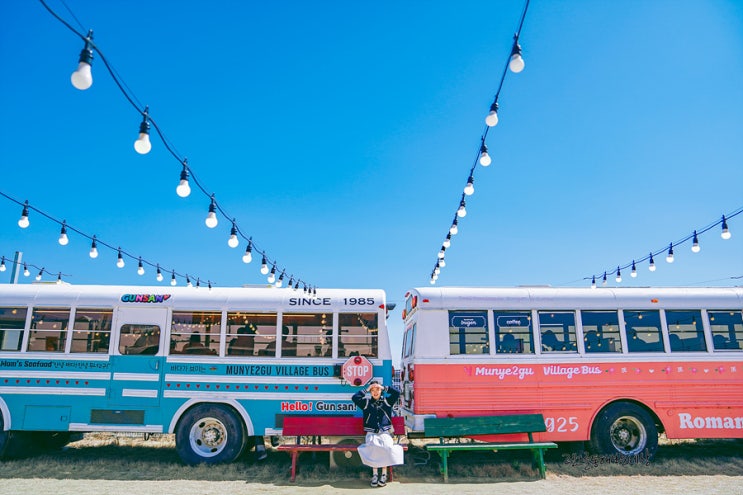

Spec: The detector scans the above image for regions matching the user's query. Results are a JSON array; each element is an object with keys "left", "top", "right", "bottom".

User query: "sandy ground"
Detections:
[{"left": 1, "top": 476, "right": 741, "bottom": 495}]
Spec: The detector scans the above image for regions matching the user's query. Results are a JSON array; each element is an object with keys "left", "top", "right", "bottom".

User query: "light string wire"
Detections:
[
  {"left": 586, "top": 206, "right": 742, "bottom": 286},
  {"left": 428, "top": 0, "right": 530, "bottom": 284},
  {"left": 0, "top": 190, "right": 207, "bottom": 286},
  {"left": 37, "top": 0, "right": 315, "bottom": 292}
]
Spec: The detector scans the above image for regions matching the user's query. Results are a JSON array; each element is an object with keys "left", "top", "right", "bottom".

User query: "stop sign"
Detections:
[{"left": 341, "top": 355, "right": 374, "bottom": 386}]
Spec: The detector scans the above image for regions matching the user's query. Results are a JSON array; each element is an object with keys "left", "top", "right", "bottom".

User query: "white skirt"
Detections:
[{"left": 357, "top": 432, "right": 404, "bottom": 468}]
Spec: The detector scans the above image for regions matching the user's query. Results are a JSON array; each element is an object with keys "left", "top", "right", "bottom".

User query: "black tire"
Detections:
[
  {"left": 332, "top": 438, "right": 362, "bottom": 468},
  {"left": 175, "top": 404, "right": 246, "bottom": 465},
  {"left": 0, "top": 412, "right": 8, "bottom": 459},
  {"left": 589, "top": 402, "right": 658, "bottom": 458}
]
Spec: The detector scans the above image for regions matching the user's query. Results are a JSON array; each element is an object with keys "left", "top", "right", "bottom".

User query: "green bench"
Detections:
[{"left": 422, "top": 413, "right": 557, "bottom": 481}]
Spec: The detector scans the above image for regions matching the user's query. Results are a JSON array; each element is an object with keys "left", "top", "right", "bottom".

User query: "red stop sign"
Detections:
[{"left": 341, "top": 355, "right": 374, "bottom": 386}]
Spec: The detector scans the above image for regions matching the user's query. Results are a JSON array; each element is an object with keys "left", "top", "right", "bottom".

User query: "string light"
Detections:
[
  {"left": 267, "top": 264, "right": 277, "bottom": 284},
  {"left": 228, "top": 221, "right": 239, "bottom": 248},
  {"left": 23, "top": 263, "right": 30, "bottom": 277},
  {"left": 156, "top": 264, "right": 163, "bottom": 282},
  {"left": 478, "top": 144, "right": 492, "bottom": 167},
  {"left": 36, "top": 268, "right": 44, "bottom": 281},
  {"left": 171, "top": 271, "right": 177, "bottom": 286},
  {"left": 40, "top": 0, "right": 316, "bottom": 292},
  {"left": 89, "top": 236, "right": 99, "bottom": 259},
  {"left": 615, "top": 267, "right": 622, "bottom": 283},
  {"left": 0, "top": 257, "right": 6, "bottom": 272},
  {"left": 721, "top": 215, "right": 731, "bottom": 239},
  {"left": 591, "top": 276, "right": 596, "bottom": 289},
  {"left": 242, "top": 241, "right": 253, "bottom": 263},
  {"left": 70, "top": 30, "right": 94, "bottom": 90},
  {"left": 260, "top": 256, "right": 269, "bottom": 275},
  {"left": 586, "top": 207, "right": 740, "bottom": 286},
  {"left": 18, "top": 201, "right": 30, "bottom": 228},
  {"left": 133, "top": 106, "right": 152, "bottom": 154},
  {"left": 442, "top": 233, "right": 452, "bottom": 249},
  {"left": 58, "top": 222, "right": 69, "bottom": 245},
  {"left": 485, "top": 101, "right": 499, "bottom": 127},
  {"left": 464, "top": 176, "right": 475, "bottom": 196},
  {"left": 176, "top": 161, "right": 191, "bottom": 198},
  {"left": 428, "top": 0, "right": 530, "bottom": 283},
  {"left": 205, "top": 196, "right": 218, "bottom": 228},
  {"left": 137, "top": 257, "right": 145, "bottom": 275},
  {"left": 116, "top": 248, "right": 125, "bottom": 268}
]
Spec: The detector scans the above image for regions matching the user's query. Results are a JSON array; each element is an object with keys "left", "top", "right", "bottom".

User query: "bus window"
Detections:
[
  {"left": 227, "top": 312, "right": 276, "bottom": 357},
  {"left": 171, "top": 311, "right": 221, "bottom": 355},
  {"left": 448, "top": 311, "right": 489, "bottom": 355},
  {"left": 339, "top": 312, "right": 378, "bottom": 358},
  {"left": 0, "top": 307, "right": 27, "bottom": 351},
  {"left": 580, "top": 310, "right": 622, "bottom": 353},
  {"left": 281, "top": 313, "right": 327, "bottom": 357},
  {"left": 493, "top": 311, "right": 534, "bottom": 354},
  {"left": 665, "top": 310, "right": 706, "bottom": 352},
  {"left": 625, "top": 310, "right": 663, "bottom": 352},
  {"left": 27, "top": 307, "right": 70, "bottom": 352},
  {"left": 120, "top": 324, "right": 161, "bottom": 355},
  {"left": 71, "top": 308, "right": 113, "bottom": 353},
  {"left": 402, "top": 324, "right": 415, "bottom": 359},
  {"left": 539, "top": 311, "right": 577, "bottom": 353},
  {"left": 709, "top": 310, "right": 743, "bottom": 350}
]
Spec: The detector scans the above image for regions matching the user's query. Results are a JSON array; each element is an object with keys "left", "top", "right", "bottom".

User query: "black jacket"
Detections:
[{"left": 352, "top": 385, "right": 400, "bottom": 433}]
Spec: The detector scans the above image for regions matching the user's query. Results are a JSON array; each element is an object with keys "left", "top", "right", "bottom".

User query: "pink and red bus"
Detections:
[{"left": 399, "top": 286, "right": 743, "bottom": 457}]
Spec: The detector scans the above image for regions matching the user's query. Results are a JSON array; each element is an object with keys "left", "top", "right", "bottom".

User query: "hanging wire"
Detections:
[
  {"left": 0, "top": 190, "right": 203, "bottom": 285},
  {"left": 586, "top": 206, "right": 743, "bottom": 285},
  {"left": 38, "top": 0, "right": 312, "bottom": 290},
  {"left": 429, "top": 0, "right": 531, "bottom": 284}
]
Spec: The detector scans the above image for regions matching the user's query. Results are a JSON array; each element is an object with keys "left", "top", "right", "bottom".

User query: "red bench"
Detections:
[{"left": 278, "top": 415, "right": 406, "bottom": 482}]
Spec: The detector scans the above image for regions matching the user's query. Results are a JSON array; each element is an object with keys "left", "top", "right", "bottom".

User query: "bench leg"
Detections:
[
  {"left": 439, "top": 450, "right": 450, "bottom": 482},
  {"left": 290, "top": 451, "right": 298, "bottom": 482},
  {"left": 533, "top": 448, "right": 546, "bottom": 479}
]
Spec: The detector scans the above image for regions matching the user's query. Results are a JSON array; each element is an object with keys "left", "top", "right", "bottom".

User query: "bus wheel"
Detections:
[
  {"left": 175, "top": 404, "right": 246, "bottom": 465},
  {"left": 589, "top": 402, "right": 658, "bottom": 458},
  {"left": 0, "top": 413, "right": 8, "bottom": 458}
]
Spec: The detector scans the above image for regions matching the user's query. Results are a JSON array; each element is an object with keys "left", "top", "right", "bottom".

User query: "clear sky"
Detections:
[{"left": 1, "top": 0, "right": 742, "bottom": 358}]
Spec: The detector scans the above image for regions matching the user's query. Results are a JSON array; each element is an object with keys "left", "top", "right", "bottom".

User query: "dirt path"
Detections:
[{"left": 1, "top": 475, "right": 741, "bottom": 495}]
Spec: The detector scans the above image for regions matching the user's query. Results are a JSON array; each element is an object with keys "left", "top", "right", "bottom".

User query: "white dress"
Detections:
[{"left": 357, "top": 431, "right": 404, "bottom": 468}]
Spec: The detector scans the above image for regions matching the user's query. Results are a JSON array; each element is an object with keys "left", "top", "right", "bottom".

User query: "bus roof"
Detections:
[
  {"left": 0, "top": 284, "right": 387, "bottom": 310},
  {"left": 406, "top": 286, "right": 743, "bottom": 311}
]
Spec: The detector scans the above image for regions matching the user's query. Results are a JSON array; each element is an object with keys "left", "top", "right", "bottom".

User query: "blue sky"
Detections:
[{"left": 1, "top": 0, "right": 742, "bottom": 357}]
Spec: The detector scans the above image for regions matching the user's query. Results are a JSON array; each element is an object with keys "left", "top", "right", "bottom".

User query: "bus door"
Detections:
[{"left": 108, "top": 307, "right": 167, "bottom": 419}]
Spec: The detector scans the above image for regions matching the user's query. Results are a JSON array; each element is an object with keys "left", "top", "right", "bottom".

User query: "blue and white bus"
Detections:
[{"left": 0, "top": 283, "right": 392, "bottom": 463}]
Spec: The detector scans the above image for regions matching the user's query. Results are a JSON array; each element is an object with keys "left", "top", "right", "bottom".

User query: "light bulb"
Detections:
[
  {"left": 36, "top": 269, "right": 43, "bottom": 281},
  {"left": 134, "top": 132, "right": 151, "bottom": 154},
  {"left": 434, "top": 266, "right": 440, "bottom": 275},
  {"left": 18, "top": 202, "right": 29, "bottom": 228},
  {"left": 58, "top": 224, "right": 69, "bottom": 246},
  {"left": 721, "top": 215, "right": 731, "bottom": 239},
  {"left": 430, "top": 279, "right": 436, "bottom": 285},
  {"left": 666, "top": 243, "right": 674, "bottom": 263},
  {"left": 631, "top": 261, "right": 637, "bottom": 278},
  {"left": 242, "top": 243, "right": 253, "bottom": 263},
  {"left": 205, "top": 198, "right": 218, "bottom": 228},
  {"left": 464, "top": 176, "right": 474, "bottom": 196},
  {"left": 186, "top": 276, "right": 192, "bottom": 288},
  {"left": 276, "top": 278, "right": 283, "bottom": 288},
  {"left": 228, "top": 224, "right": 239, "bottom": 248},
  {"left": 691, "top": 231, "right": 700, "bottom": 253},
  {"left": 23, "top": 264, "right": 30, "bottom": 277},
  {"left": 439, "top": 258, "right": 446, "bottom": 267},
  {"left": 71, "top": 32, "right": 94, "bottom": 90},
  {"left": 449, "top": 220, "right": 459, "bottom": 236},
  {"left": 56, "top": 273, "right": 62, "bottom": 284},
  {"left": 267, "top": 268, "right": 276, "bottom": 284},
  {"left": 457, "top": 200, "right": 467, "bottom": 218},
  {"left": 602, "top": 272, "right": 607, "bottom": 286},
  {"left": 71, "top": 61, "right": 93, "bottom": 90},
  {"left": 443, "top": 234, "right": 451, "bottom": 249},
  {"left": 137, "top": 259, "right": 145, "bottom": 275},
  {"left": 260, "top": 256, "right": 269, "bottom": 275},
  {"left": 479, "top": 145, "right": 492, "bottom": 167},
  {"left": 171, "top": 272, "right": 177, "bottom": 286},
  {"left": 509, "top": 41, "right": 525, "bottom": 73},
  {"left": 485, "top": 102, "right": 499, "bottom": 127},
  {"left": 438, "top": 249, "right": 446, "bottom": 259},
  {"left": 176, "top": 165, "right": 191, "bottom": 197},
  {"left": 116, "top": 250, "right": 125, "bottom": 268},
  {"left": 509, "top": 53, "right": 525, "bottom": 73},
  {"left": 0, "top": 258, "right": 6, "bottom": 272},
  {"left": 648, "top": 253, "right": 656, "bottom": 272},
  {"left": 156, "top": 267, "right": 163, "bottom": 282},
  {"left": 89, "top": 239, "right": 98, "bottom": 259},
  {"left": 615, "top": 268, "right": 622, "bottom": 283},
  {"left": 591, "top": 276, "right": 596, "bottom": 289}
]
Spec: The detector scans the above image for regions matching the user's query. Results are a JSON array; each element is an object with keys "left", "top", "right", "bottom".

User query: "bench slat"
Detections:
[
  {"left": 426, "top": 442, "right": 557, "bottom": 451},
  {"left": 423, "top": 413, "right": 546, "bottom": 438}
]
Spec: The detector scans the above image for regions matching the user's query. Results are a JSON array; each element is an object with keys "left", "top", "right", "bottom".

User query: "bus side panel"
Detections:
[{"left": 411, "top": 360, "right": 743, "bottom": 442}]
